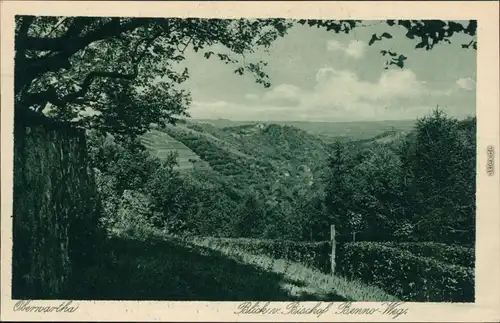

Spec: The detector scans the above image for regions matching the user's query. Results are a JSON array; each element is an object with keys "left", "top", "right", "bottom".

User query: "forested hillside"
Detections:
[
  {"left": 88, "top": 109, "right": 475, "bottom": 246},
  {"left": 193, "top": 119, "right": 417, "bottom": 143}
]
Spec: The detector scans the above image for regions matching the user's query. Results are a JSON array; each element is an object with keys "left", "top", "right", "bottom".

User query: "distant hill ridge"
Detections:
[
  {"left": 140, "top": 119, "right": 417, "bottom": 174},
  {"left": 192, "top": 118, "right": 417, "bottom": 142},
  {"left": 138, "top": 122, "right": 332, "bottom": 190}
]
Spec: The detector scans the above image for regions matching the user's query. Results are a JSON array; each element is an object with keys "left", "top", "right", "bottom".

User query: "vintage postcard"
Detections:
[{"left": 1, "top": 1, "right": 499, "bottom": 322}]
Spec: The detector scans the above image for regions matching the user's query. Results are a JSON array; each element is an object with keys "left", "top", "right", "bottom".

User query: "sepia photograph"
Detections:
[{"left": 1, "top": 1, "right": 499, "bottom": 322}]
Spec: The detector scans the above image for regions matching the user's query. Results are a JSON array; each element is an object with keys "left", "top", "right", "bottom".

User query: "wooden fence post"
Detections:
[{"left": 330, "top": 224, "right": 336, "bottom": 274}]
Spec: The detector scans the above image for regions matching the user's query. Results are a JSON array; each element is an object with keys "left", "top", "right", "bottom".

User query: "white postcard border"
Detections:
[{"left": 1, "top": 1, "right": 499, "bottom": 322}]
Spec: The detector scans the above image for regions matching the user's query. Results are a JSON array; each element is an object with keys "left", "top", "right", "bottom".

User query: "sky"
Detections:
[{"left": 178, "top": 20, "right": 476, "bottom": 122}]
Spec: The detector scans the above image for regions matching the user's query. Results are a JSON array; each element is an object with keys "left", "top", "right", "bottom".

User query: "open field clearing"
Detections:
[{"left": 141, "top": 130, "right": 201, "bottom": 169}]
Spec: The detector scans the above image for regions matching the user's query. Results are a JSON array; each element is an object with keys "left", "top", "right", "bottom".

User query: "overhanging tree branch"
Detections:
[
  {"left": 17, "top": 16, "right": 35, "bottom": 40},
  {"left": 23, "top": 29, "right": 165, "bottom": 109},
  {"left": 132, "top": 29, "right": 165, "bottom": 63},
  {"left": 16, "top": 18, "right": 153, "bottom": 95},
  {"left": 14, "top": 16, "right": 36, "bottom": 95},
  {"left": 25, "top": 69, "right": 140, "bottom": 110},
  {"left": 23, "top": 18, "right": 142, "bottom": 51}
]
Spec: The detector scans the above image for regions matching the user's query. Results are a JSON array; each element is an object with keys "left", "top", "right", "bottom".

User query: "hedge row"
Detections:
[
  {"left": 337, "top": 242, "right": 474, "bottom": 302},
  {"left": 190, "top": 237, "right": 332, "bottom": 273},
  {"left": 383, "top": 242, "right": 474, "bottom": 268}
]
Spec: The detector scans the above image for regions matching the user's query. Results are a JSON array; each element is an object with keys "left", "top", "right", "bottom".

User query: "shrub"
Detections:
[
  {"left": 191, "top": 237, "right": 332, "bottom": 273},
  {"left": 383, "top": 242, "right": 474, "bottom": 268},
  {"left": 337, "top": 242, "right": 474, "bottom": 302},
  {"left": 110, "top": 190, "right": 158, "bottom": 240}
]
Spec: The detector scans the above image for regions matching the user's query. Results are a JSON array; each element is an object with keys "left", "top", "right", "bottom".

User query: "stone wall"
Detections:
[{"left": 12, "top": 109, "right": 101, "bottom": 299}]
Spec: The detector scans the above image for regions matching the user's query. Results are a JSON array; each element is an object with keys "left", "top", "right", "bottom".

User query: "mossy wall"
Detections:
[{"left": 12, "top": 109, "right": 101, "bottom": 299}]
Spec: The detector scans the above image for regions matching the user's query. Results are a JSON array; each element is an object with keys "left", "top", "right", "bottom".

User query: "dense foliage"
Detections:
[
  {"left": 337, "top": 241, "right": 474, "bottom": 302},
  {"left": 324, "top": 109, "right": 476, "bottom": 245},
  {"left": 87, "top": 108, "right": 475, "bottom": 249},
  {"left": 382, "top": 242, "right": 474, "bottom": 268},
  {"left": 21, "top": 17, "right": 477, "bottom": 246},
  {"left": 82, "top": 107, "right": 478, "bottom": 303},
  {"left": 15, "top": 16, "right": 293, "bottom": 139},
  {"left": 87, "top": 122, "right": 329, "bottom": 241}
]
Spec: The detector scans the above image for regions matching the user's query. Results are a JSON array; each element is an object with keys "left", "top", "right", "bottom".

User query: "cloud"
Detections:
[
  {"left": 262, "top": 84, "right": 302, "bottom": 107},
  {"left": 312, "top": 67, "right": 425, "bottom": 104},
  {"left": 296, "top": 67, "right": 430, "bottom": 120},
  {"left": 244, "top": 93, "right": 259, "bottom": 101},
  {"left": 430, "top": 88, "right": 453, "bottom": 96},
  {"left": 190, "top": 67, "right": 458, "bottom": 122},
  {"left": 456, "top": 77, "right": 475, "bottom": 91},
  {"left": 326, "top": 39, "right": 366, "bottom": 59}
]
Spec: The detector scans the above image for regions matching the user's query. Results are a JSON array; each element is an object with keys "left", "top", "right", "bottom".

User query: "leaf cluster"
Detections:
[
  {"left": 323, "top": 109, "right": 476, "bottom": 245},
  {"left": 15, "top": 16, "right": 292, "bottom": 137},
  {"left": 338, "top": 241, "right": 474, "bottom": 302},
  {"left": 382, "top": 242, "right": 474, "bottom": 268}
]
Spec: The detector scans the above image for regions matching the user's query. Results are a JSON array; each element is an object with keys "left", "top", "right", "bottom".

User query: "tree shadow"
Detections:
[{"left": 73, "top": 236, "right": 348, "bottom": 301}]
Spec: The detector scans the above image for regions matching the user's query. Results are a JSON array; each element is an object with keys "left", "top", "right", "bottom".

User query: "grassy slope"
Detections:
[
  {"left": 191, "top": 237, "right": 398, "bottom": 301},
  {"left": 81, "top": 235, "right": 397, "bottom": 301},
  {"left": 167, "top": 123, "right": 257, "bottom": 160},
  {"left": 164, "top": 122, "right": 330, "bottom": 181},
  {"left": 140, "top": 129, "right": 201, "bottom": 170}
]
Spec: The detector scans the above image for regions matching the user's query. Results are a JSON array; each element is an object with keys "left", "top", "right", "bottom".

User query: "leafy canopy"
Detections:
[{"left": 15, "top": 17, "right": 476, "bottom": 139}]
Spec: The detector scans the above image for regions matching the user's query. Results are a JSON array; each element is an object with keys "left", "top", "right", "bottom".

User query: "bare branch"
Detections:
[{"left": 175, "top": 36, "right": 193, "bottom": 54}]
